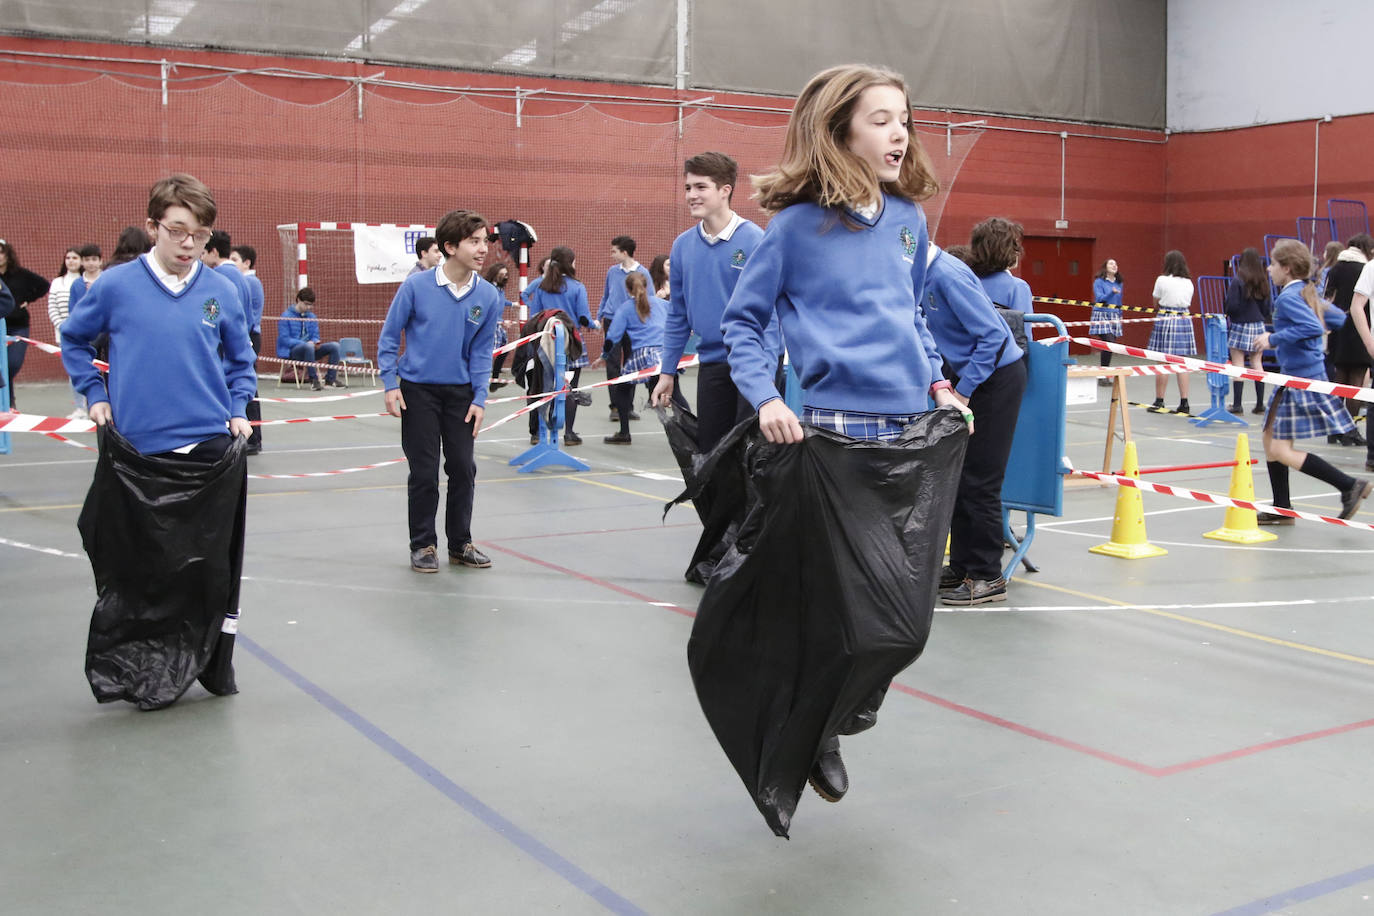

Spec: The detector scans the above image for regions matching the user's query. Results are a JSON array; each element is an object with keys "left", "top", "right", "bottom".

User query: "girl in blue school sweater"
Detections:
[
  {"left": 1253, "top": 239, "right": 1370, "bottom": 524},
  {"left": 921, "top": 244, "right": 1026, "bottom": 606},
  {"left": 722, "top": 64, "right": 968, "bottom": 808},
  {"left": 526, "top": 246, "right": 591, "bottom": 446},
  {"left": 594, "top": 271, "right": 686, "bottom": 444},
  {"left": 1090, "top": 258, "right": 1124, "bottom": 376}
]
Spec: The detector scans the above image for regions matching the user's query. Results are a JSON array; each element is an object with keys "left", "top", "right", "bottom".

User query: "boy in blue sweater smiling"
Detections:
[
  {"left": 722, "top": 64, "right": 968, "bottom": 808},
  {"left": 652, "top": 151, "right": 775, "bottom": 451},
  {"left": 378, "top": 210, "right": 503, "bottom": 573}
]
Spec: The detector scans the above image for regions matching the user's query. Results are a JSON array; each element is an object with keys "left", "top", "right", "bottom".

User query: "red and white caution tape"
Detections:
[
  {"left": 1046, "top": 336, "right": 1374, "bottom": 404},
  {"left": 252, "top": 412, "right": 390, "bottom": 427},
  {"left": 0, "top": 411, "right": 97, "bottom": 434},
  {"left": 5, "top": 334, "right": 60, "bottom": 354},
  {"left": 1055, "top": 317, "right": 1162, "bottom": 329},
  {"left": 1066, "top": 464, "right": 1374, "bottom": 532},
  {"left": 479, "top": 393, "right": 557, "bottom": 432}
]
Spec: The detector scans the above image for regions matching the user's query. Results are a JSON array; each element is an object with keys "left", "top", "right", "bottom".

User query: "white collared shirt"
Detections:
[
  {"left": 852, "top": 201, "right": 880, "bottom": 221},
  {"left": 435, "top": 265, "right": 476, "bottom": 299},
  {"left": 699, "top": 211, "right": 743, "bottom": 245},
  {"left": 144, "top": 252, "right": 198, "bottom": 294}
]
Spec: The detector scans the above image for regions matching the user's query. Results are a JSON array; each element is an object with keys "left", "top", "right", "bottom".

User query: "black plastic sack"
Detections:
[
  {"left": 78, "top": 426, "right": 248, "bottom": 710},
  {"left": 682, "top": 407, "right": 968, "bottom": 837},
  {"left": 658, "top": 405, "right": 750, "bottom": 584}
]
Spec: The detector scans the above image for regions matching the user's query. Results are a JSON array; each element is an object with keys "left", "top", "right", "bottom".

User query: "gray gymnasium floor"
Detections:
[{"left": 3, "top": 365, "right": 1373, "bottom": 916}]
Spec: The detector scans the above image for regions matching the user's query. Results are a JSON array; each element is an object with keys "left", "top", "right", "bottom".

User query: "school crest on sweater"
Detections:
[
  {"left": 202, "top": 298, "right": 221, "bottom": 325},
  {"left": 730, "top": 248, "right": 747, "bottom": 269},
  {"left": 899, "top": 227, "right": 917, "bottom": 262},
  {"left": 467, "top": 303, "right": 484, "bottom": 323}
]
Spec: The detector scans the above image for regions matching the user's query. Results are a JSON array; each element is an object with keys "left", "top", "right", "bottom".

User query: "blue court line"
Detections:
[
  {"left": 237, "top": 635, "right": 646, "bottom": 916},
  {"left": 1211, "top": 863, "right": 1374, "bottom": 915}
]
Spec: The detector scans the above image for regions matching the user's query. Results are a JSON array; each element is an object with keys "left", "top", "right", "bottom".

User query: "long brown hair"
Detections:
[
  {"left": 753, "top": 64, "right": 938, "bottom": 217},
  {"left": 1270, "top": 239, "right": 1325, "bottom": 320},
  {"left": 1234, "top": 247, "right": 1268, "bottom": 301},
  {"left": 543, "top": 246, "right": 575, "bottom": 294},
  {"left": 625, "top": 271, "right": 652, "bottom": 322}
]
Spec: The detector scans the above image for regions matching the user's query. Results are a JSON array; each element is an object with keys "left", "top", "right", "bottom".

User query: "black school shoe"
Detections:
[
  {"left": 938, "top": 565, "right": 963, "bottom": 590},
  {"left": 940, "top": 576, "right": 1008, "bottom": 606},
  {"left": 410, "top": 545, "right": 439, "bottom": 573},
  {"left": 808, "top": 736, "right": 848, "bottom": 803},
  {"left": 603, "top": 432, "right": 632, "bottom": 445},
  {"left": 450, "top": 542, "right": 492, "bottom": 568},
  {"left": 1256, "top": 512, "right": 1295, "bottom": 526},
  {"left": 1339, "top": 479, "right": 1373, "bottom": 520},
  {"left": 1175, "top": 400, "right": 1191, "bottom": 415},
  {"left": 1148, "top": 398, "right": 1165, "bottom": 412},
  {"left": 563, "top": 431, "right": 582, "bottom": 446}
]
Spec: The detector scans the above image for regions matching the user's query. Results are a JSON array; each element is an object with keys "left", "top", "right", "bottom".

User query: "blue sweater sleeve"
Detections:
[
  {"left": 723, "top": 227, "right": 788, "bottom": 409},
  {"left": 220, "top": 291, "right": 258, "bottom": 417},
  {"left": 661, "top": 243, "right": 689, "bottom": 374},
  {"left": 59, "top": 277, "right": 110, "bottom": 407},
  {"left": 909, "top": 220, "right": 946, "bottom": 387},
  {"left": 572, "top": 282, "right": 591, "bottom": 327},
  {"left": 275, "top": 311, "right": 294, "bottom": 357},
  {"left": 598, "top": 268, "right": 616, "bottom": 322},
  {"left": 603, "top": 305, "right": 630, "bottom": 357},
  {"left": 377, "top": 283, "right": 414, "bottom": 391}
]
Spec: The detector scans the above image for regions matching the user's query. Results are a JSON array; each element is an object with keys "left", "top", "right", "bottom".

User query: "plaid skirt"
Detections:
[
  {"left": 568, "top": 350, "right": 589, "bottom": 369},
  {"left": 802, "top": 407, "right": 923, "bottom": 442},
  {"left": 1089, "top": 306, "right": 1123, "bottom": 338},
  {"left": 1226, "top": 321, "right": 1265, "bottom": 354},
  {"left": 1265, "top": 386, "right": 1354, "bottom": 440},
  {"left": 1146, "top": 313, "right": 1196, "bottom": 355},
  {"left": 622, "top": 345, "right": 661, "bottom": 377}
]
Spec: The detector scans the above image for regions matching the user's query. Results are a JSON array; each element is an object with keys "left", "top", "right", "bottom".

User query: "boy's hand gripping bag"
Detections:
[
  {"left": 681, "top": 407, "right": 967, "bottom": 837},
  {"left": 78, "top": 426, "right": 248, "bottom": 710}
]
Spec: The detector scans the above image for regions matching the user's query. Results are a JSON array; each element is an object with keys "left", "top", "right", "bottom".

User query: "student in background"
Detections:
[
  {"left": 48, "top": 247, "right": 86, "bottom": 419},
  {"left": 276, "top": 287, "right": 342, "bottom": 391},
  {"left": 0, "top": 238, "right": 52, "bottom": 409},
  {"left": 1148, "top": 250, "right": 1197, "bottom": 414},
  {"left": 378, "top": 210, "right": 502, "bottom": 573},
  {"left": 230, "top": 244, "right": 266, "bottom": 455},
  {"left": 598, "top": 236, "right": 653, "bottom": 424},
  {"left": 409, "top": 236, "right": 442, "bottom": 276},
  {"left": 649, "top": 254, "right": 671, "bottom": 299},
  {"left": 968, "top": 217, "right": 1032, "bottom": 313},
  {"left": 1090, "top": 258, "right": 1124, "bottom": 383},
  {"left": 527, "top": 246, "right": 592, "bottom": 446},
  {"left": 596, "top": 271, "right": 683, "bottom": 444},
  {"left": 1253, "top": 239, "right": 1370, "bottom": 525},
  {"left": 1224, "top": 247, "right": 1273, "bottom": 415},
  {"left": 922, "top": 243, "right": 1026, "bottom": 606}
]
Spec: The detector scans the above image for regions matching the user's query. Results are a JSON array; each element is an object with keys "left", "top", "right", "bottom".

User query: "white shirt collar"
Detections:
[
  {"left": 851, "top": 200, "right": 880, "bottom": 220},
  {"left": 435, "top": 265, "right": 476, "bottom": 298},
  {"left": 699, "top": 211, "right": 744, "bottom": 245},
  {"left": 144, "top": 252, "right": 198, "bottom": 293},
  {"left": 616, "top": 260, "right": 641, "bottom": 273}
]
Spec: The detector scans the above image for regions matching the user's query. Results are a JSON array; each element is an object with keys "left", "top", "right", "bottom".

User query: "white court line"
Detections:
[
  {"left": 0, "top": 536, "right": 82, "bottom": 558},
  {"left": 1044, "top": 526, "right": 1374, "bottom": 553},
  {"left": 0, "top": 457, "right": 95, "bottom": 468},
  {"left": 938, "top": 595, "right": 1374, "bottom": 614},
  {"left": 240, "top": 573, "right": 656, "bottom": 606}
]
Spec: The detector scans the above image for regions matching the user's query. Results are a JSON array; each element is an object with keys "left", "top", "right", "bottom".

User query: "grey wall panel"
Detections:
[{"left": 691, "top": 0, "right": 1166, "bottom": 127}]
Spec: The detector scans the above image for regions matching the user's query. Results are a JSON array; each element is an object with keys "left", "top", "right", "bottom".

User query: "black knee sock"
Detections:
[
  {"left": 1254, "top": 380, "right": 1265, "bottom": 403},
  {"left": 1300, "top": 453, "right": 1356, "bottom": 493},
  {"left": 1231, "top": 381, "right": 1243, "bottom": 406},
  {"left": 1100, "top": 350, "right": 1112, "bottom": 367},
  {"left": 1267, "top": 461, "right": 1291, "bottom": 508}
]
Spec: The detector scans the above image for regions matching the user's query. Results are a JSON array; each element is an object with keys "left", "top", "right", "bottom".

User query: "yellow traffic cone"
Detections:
[
  {"left": 1089, "top": 441, "right": 1168, "bottom": 559},
  {"left": 1203, "top": 434, "right": 1278, "bottom": 544}
]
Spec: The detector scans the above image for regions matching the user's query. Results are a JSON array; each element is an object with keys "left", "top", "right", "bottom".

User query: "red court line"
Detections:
[
  {"left": 488, "top": 543, "right": 1373, "bottom": 775},
  {"left": 486, "top": 522, "right": 697, "bottom": 544},
  {"left": 482, "top": 543, "right": 697, "bottom": 619},
  {"left": 1151, "top": 716, "right": 1374, "bottom": 777}
]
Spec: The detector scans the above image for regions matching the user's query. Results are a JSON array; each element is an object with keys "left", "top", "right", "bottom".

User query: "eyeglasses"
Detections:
[{"left": 154, "top": 221, "right": 213, "bottom": 246}]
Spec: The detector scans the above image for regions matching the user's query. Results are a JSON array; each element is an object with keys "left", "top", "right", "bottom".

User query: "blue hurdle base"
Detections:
[{"left": 508, "top": 408, "right": 589, "bottom": 473}]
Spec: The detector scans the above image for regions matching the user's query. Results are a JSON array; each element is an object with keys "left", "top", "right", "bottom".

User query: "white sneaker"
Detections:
[{"left": 66, "top": 408, "right": 88, "bottom": 420}]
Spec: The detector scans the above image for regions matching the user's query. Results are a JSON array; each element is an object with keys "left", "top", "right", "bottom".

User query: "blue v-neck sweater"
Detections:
[
  {"left": 60, "top": 256, "right": 257, "bottom": 454},
  {"left": 723, "top": 196, "right": 944, "bottom": 414}
]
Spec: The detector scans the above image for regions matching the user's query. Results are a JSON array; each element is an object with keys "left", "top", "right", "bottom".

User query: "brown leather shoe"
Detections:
[
  {"left": 410, "top": 545, "right": 439, "bottom": 573},
  {"left": 449, "top": 542, "right": 492, "bottom": 568}
]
